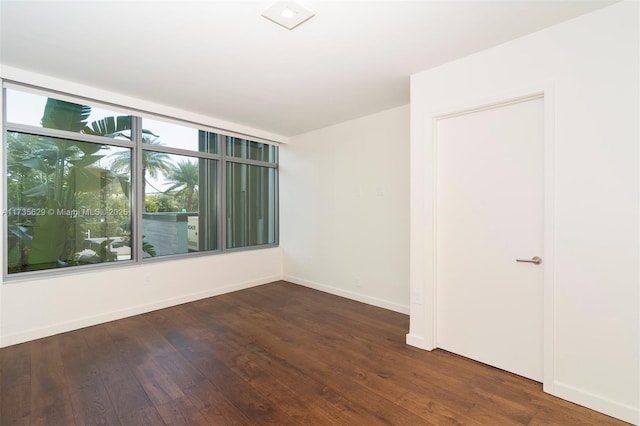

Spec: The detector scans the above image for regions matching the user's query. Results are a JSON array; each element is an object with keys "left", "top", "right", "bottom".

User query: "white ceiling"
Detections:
[{"left": 0, "top": 0, "right": 616, "bottom": 137}]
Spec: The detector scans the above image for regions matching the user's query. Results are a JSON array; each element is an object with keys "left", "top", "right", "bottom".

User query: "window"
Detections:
[
  {"left": 225, "top": 139, "right": 278, "bottom": 249},
  {"left": 3, "top": 86, "right": 278, "bottom": 277},
  {"left": 5, "top": 89, "right": 134, "bottom": 273},
  {"left": 135, "top": 117, "right": 221, "bottom": 258}
]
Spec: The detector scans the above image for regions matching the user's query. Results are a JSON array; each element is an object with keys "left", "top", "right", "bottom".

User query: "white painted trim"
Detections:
[
  {"left": 406, "top": 81, "right": 437, "bottom": 349},
  {"left": 553, "top": 381, "right": 640, "bottom": 425},
  {"left": 0, "top": 77, "right": 4, "bottom": 347},
  {"left": 541, "top": 86, "right": 557, "bottom": 394},
  {"left": 405, "top": 333, "right": 430, "bottom": 350},
  {"left": 284, "top": 275, "right": 410, "bottom": 315},
  {"left": 0, "top": 274, "right": 282, "bottom": 348}
]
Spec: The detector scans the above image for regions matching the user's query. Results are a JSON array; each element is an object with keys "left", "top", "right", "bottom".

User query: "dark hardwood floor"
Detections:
[{"left": 0, "top": 280, "right": 629, "bottom": 425}]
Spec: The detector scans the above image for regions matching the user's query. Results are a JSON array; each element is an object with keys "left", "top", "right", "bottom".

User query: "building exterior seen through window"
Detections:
[{"left": 3, "top": 86, "right": 278, "bottom": 276}]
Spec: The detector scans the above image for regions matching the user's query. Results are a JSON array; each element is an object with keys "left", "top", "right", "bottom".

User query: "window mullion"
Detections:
[
  {"left": 224, "top": 156, "right": 278, "bottom": 168},
  {"left": 4, "top": 122, "right": 135, "bottom": 148},
  {"left": 140, "top": 143, "right": 221, "bottom": 161},
  {"left": 133, "top": 116, "right": 144, "bottom": 262},
  {"left": 221, "top": 135, "right": 227, "bottom": 252}
]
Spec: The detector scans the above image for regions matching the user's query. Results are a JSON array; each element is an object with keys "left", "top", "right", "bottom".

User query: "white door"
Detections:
[{"left": 435, "top": 96, "right": 544, "bottom": 382}]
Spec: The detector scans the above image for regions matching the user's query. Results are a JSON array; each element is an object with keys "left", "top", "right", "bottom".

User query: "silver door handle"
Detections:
[{"left": 516, "top": 256, "right": 542, "bottom": 265}]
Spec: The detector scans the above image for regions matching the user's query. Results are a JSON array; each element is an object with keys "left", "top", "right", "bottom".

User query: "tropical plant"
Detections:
[
  {"left": 109, "top": 136, "right": 174, "bottom": 208},
  {"left": 6, "top": 99, "right": 135, "bottom": 272},
  {"left": 165, "top": 160, "right": 199, "bottom": 212}
]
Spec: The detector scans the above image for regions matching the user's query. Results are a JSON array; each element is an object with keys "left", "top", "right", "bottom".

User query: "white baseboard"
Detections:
[
  {"left": 283, "top": 275, "right": 409, "bottom": 315},
  {"left": 0, "top": 274, "right": 282, "bottom": 348},
  {"left": 551, "top": 381, "right": 639, "bottom": 425},
  {"left": 406, "top": 333, "right": 434, "bottom": 350}
]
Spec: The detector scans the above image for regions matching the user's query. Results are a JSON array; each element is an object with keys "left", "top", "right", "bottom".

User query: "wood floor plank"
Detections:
[
  {"left": 153, "top": 350, "right": 208, "bottom": 392},
  {"left": 155, "top": 395, "right": 209, "bottom": 426},
  {"left": 170, "top": 337, "right": 297, "bottom": 425},
  {"left": 80, "top": 324, "right": 134, "bottom": 388},
  {"left": 196, "top": 335, "right": 339, "bottom": 425},
  {"left": 106, "top": 316, "right": 176, "bottom": 367},
  {"left": 169, "top": 298, "right": 364, "bottom": 425},
  {"left": 58, "top": 330, "right": 102, "bottom": 391},
  {"left": 218, "top": 330, "right": 413, "bottom": 426},
  {"left": 215, "top": 286, "right": 507, "bottom": 424},
  {"left": 56, "top": 327, "right": 120, "bottom": 425},
  {"left": 219, "top": 333, "right": 346, "bottom": 423},
  {"left": 104, "top": 375, "right": 162, "bottom": 425},
  {"left": 67, "top": 381, "right": 122, "bottom": 426},
  {"left": 117, "top": 406, "right": 167, "bottom": 426},
  {"left": 207, "top": 292, "right": 436, "bottom": 425},
  {"left": 29, "top": 337, "right": 75, "bottom": 426},
  {"left": 132, "top": 357, "right": 185, "bottom": 406},
  {"left": 183, "top": 379, "right": 253, "bottom": 425},
  {"left": 0, "top": 280, "right": 631, "bottom": 426},
  {"left": 0, "top": 341, "right": 31, "bottom": 425},
  {"left": 243, "top": 285, "right": 543, "bottom": 424}
]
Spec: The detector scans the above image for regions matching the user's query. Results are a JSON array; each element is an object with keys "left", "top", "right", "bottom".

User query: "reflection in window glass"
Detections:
[
  {"left": 226, "top": 137, "right": 277, "bottom": 162},
  {"left": 226, "top": 163, "right": 276, "bottom": 249},
  {"left": 142, "top": 118, "right": 219, "bottom": 153},
  {"left": 6, "top": 132, "right": 132, "bottom": 273},
  {"left": 5, "top": 89, "right": 132, "bottom": 140},
  {"left": 4, "top": 86, "right": 278, "bottom": 277},
  {"left": 142, "top": 152, "right": 218, "bottom": 257}
]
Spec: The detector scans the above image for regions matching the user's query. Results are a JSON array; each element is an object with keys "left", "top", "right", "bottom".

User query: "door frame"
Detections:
[{"left": 431, "top": 88, "right": 556, "bottom": 392}]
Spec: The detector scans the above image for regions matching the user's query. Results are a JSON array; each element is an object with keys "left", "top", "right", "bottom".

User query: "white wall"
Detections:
[
  {"left": 1, "top": 250, "right": 282, "bottom": 347},
  {"left": 0, "top": 66, "right": 288, "bottom": 145},
  {"left": 281, "top": 105, "right": 410, "bottom": 314},
  {"left": 408, "top": 1, "right": 639, "bottom": 424},
  {"left": 0, "top": 68, "right": 284, "bottom": 347}
]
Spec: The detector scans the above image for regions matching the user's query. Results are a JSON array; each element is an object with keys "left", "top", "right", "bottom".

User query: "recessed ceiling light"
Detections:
[
  {"left": 262, "top": 1, "right": 315, "bottom": 30},
  {"left": 280, "top": 8, "right": 296, "bottom": 20}
]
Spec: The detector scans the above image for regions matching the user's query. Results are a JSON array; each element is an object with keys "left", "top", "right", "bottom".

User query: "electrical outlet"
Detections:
[{"left": 414, "top": 292, "right": 423, "bottom": 305}]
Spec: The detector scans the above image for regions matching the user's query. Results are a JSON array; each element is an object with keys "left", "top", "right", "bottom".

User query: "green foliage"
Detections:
[
  {"left": 147, "top": 193, "right": 179, "bottom": 212},
  {"left": 142, "top": 236, "right": 157, "bottom": 257},
  {"left": 83, "top": 115, "right": 132, "bottom": 139},
  {"left": 165, "top": 160, "right": 199, "bottom": 212},
  {"left": 145, "top": 198, "right": 159, "bottom": 213},
  {"left": 6, "top": 99, "right": 133, "bottom": 273},
  {"left": 42, "top": 98, "right": 91, "bottom": 132},
  {"left": 5, "top": 97, "right": 181, "bottom": 272},
  {"left": 109, "top": 136, "right": 174, "bottom": 212}
]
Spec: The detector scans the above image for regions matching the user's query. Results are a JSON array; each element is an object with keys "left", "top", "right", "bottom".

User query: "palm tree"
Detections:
[
  {"left": 109, "top": 136, "right": 174, "bottom": 208},
  {"left": 165, "top": 160, "right": 199, "bottom": 212}
]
